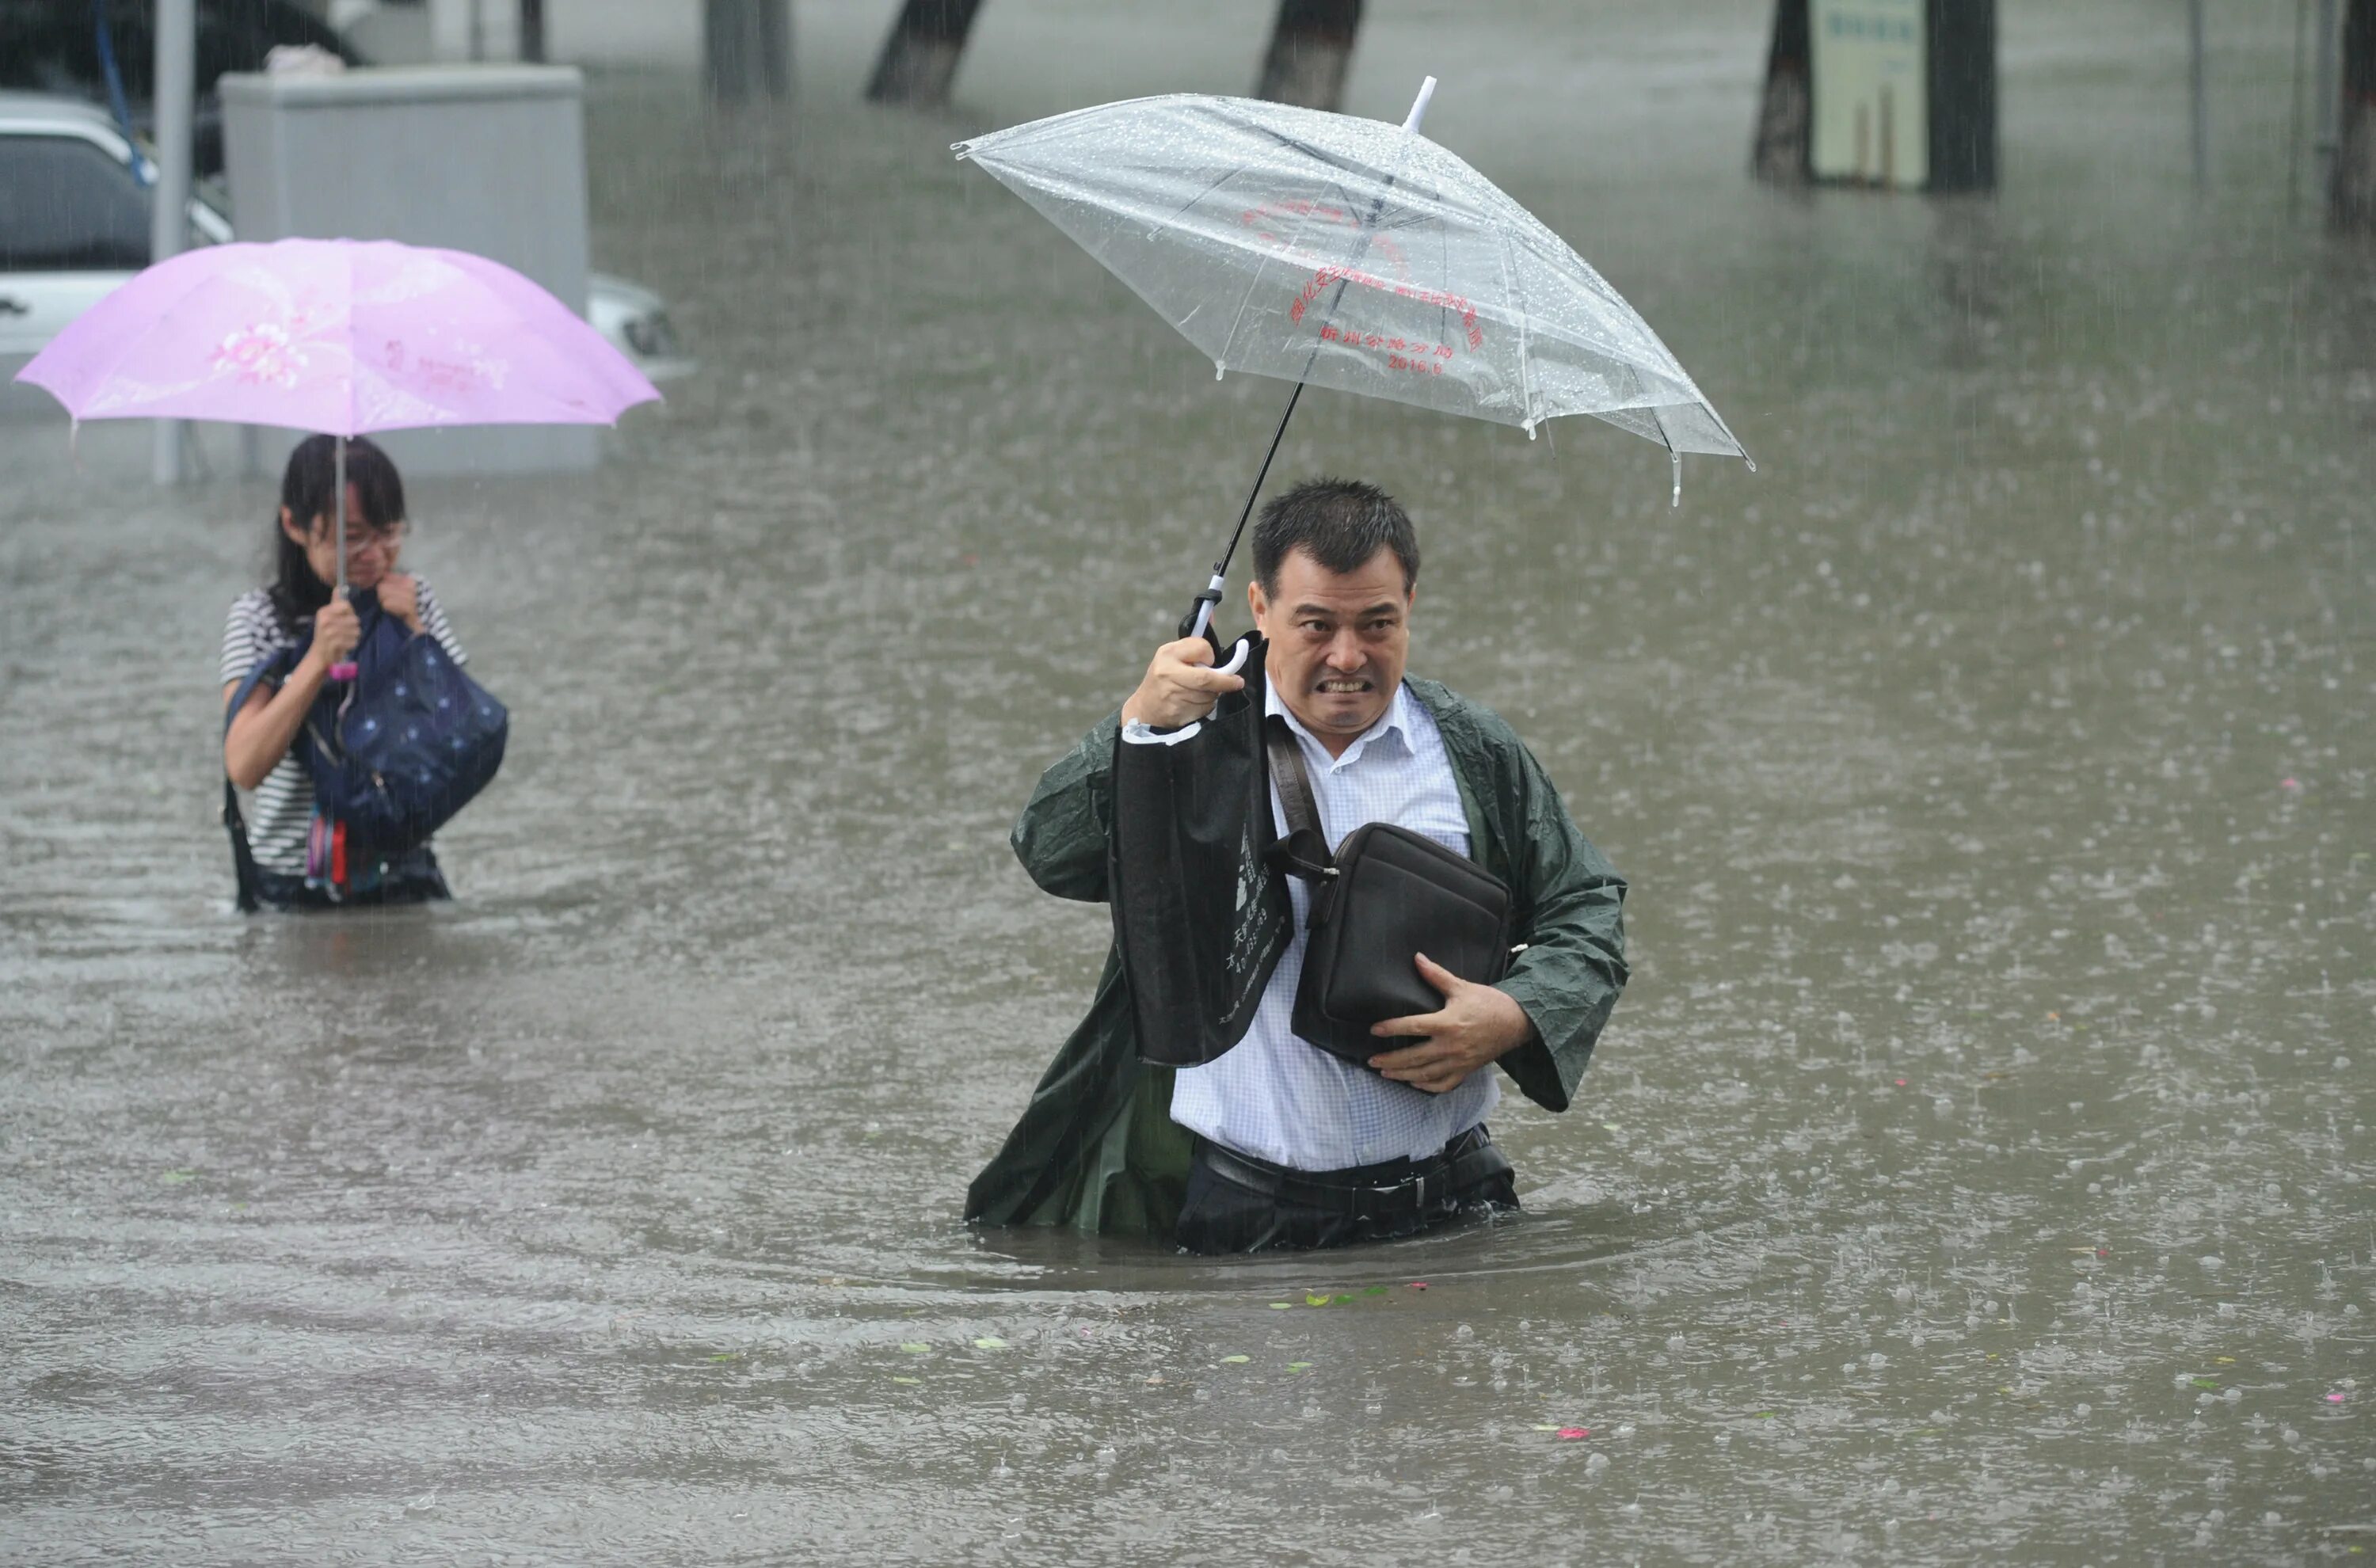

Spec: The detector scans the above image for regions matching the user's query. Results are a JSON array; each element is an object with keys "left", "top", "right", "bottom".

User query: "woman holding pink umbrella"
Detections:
[
  {"left": 219, "top": 435, "right": 470, "bottom": 908},
  {"left": 11, "top": 235, "right": 658, "bottom": 911}
]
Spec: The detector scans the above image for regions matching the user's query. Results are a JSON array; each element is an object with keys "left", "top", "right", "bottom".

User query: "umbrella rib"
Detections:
[{"left": 1496, "top": 232, "right": 1536, "bottom": 432}]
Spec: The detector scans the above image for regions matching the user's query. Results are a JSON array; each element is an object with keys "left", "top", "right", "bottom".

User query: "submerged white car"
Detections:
[{"left": 0, "top": 92, "right": 693, "bottom": 382}]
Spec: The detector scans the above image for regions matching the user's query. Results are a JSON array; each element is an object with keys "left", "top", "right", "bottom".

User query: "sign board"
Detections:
[{"left": 1810, "top": 0, "right": 1928, "bottom": 189}]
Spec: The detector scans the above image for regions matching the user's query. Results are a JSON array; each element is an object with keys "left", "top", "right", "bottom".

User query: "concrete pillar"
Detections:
[
  {"left": 1255, "top": 0, "right": 1363, "bottom": 112},
  {"left": 707, "top": 0, "right": 792, "bottom": 101},
  {"left": 150, "top": 0, "right": 195, "bottom": 485},
  {"left": 1925, "top": 0, "right": 1997, "bottom": 194},
  {"left": 1751, "top": 0, "right": 1813, "bottom": 186},
  {"left": 865, "top": 0, "right": 985, "bottom": 107},
  {"left": 2338, "top": 0, "right": 2376, "bottom": 230}
]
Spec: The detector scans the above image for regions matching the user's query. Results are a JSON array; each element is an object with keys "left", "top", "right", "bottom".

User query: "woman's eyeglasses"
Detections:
[{"left": 329, "top": 520, "right": 409, "bottom": 555}]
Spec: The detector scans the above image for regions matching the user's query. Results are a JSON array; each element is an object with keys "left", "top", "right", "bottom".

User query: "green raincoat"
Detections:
[{"left": 964, "top": 678, "right": 1628, "bottom": 1236}]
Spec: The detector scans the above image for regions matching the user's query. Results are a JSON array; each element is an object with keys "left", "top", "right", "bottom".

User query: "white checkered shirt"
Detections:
[{"left": 1147, "top": 679, "right": 1500, "bottom": 1170}]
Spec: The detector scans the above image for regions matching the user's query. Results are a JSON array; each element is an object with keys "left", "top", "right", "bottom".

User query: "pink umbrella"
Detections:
[{"left": 14, "top": 238, "right": 661, "bottom": 668}]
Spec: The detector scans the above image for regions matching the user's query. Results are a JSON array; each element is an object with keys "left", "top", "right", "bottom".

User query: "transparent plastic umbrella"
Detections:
[{"left": 958, "top": 81, "right": 1751, "bottom": 635}]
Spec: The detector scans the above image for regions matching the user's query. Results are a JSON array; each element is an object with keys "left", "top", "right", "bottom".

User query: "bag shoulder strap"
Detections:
[
  {"left": 221, "top": 645, "right": 301, "bottom": 915},
  {"left": 1262, "top": 714, "right": 1337, "bottom": 886}
]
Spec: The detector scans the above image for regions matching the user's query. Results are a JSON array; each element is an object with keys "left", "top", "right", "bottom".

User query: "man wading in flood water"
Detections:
[{"left": 968, "top": 479, "right": 1628, "bottom": 1253}]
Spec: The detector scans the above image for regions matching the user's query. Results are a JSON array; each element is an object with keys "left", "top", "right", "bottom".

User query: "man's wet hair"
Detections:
[{"left": 1252, "top": 478, "right": 1420, "bottom": 597}]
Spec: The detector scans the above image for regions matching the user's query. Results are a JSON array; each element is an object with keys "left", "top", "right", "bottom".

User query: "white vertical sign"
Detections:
[{"left": 1811, "top": 0, "right": 1929, "bottom": 189}]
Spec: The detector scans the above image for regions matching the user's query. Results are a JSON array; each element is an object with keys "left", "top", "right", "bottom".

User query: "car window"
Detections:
[{"left": 0, "top": 135, "right": 150, "bottom": 272}]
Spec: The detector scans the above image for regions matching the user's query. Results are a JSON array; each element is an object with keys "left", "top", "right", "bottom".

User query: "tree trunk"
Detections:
[
  {"left": 705, "top": 0, "right": 790, "bottom": 102},
  {"left": 866, "top": 0, "right": 988, "bottom": 108},
  {"left": 1926, "top": 0, "right": 1998, "bottom": 193},
  {"left": 2336, "top": 0, "right": 2376, "bottom": 230},
  {"left": 1750, "top": 0, "right": 1812, "bottom": 185},
  {"left": 1254, "top": 0, "right": 1362, "bottom": 112}
]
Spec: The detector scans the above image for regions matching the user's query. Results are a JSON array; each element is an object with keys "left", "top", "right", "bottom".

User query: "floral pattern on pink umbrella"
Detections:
[{"left": 16, "top": 237, "right": 658, "bottom": 438}]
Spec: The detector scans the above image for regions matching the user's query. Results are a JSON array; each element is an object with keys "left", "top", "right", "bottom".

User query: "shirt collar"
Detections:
[{"left": 1265, "top": 676, "right": 1415, "bottom": 768}]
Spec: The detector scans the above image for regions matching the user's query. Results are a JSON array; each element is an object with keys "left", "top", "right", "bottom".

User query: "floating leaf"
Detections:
[
  {"left": 1756, "top": 1411, "right": 1776, "bottom": 1419},
  {"left": 974, "top": 1336, "right": 1008, "bottom": 1349},
  {"left": 1532, "top": 1424, "right": 1562, "bottom": 1432},
  {"left": 706, "top": 1352, "right": 741, "bottom": 1363},
  {"left": 1333, "top": 1294, "right": 1355, "bottom": 1304},
  {"left": 1408, "top": 1282, "right": 1429, "bottom": 1291},
  {"left": 1269, "top": 1302, "right": 1296, "bottom": 1311},
  {"left": 1556, "top": 1427, "right": 1590, "bottom": 1441},
  {"left": 1287, "top": 1361, "right": 1313, "bottom": 1372},
  {"left": 900, "top": 1342, "right": 930, "bottom": 1354},
  {"left": 161, "top": 1170, "right": 196, "bottom": 1185},
  {"left": 1305, "top": 1294, "right": 1331, "bottom": 1307},
  {"left": 1363, "top": 1286, "right": 1388, "bottom": 1296},
  {"left": 890, "top": 1375, "right": 921, "bottom": 1385},
  {"left": 1220, "top": 1355, "right": 1251, "bottom": 1364}
]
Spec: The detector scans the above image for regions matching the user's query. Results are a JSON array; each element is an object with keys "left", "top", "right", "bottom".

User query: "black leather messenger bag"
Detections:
[{"left": 1262, "top": 715, "right": 1515, "bottom": 1068}]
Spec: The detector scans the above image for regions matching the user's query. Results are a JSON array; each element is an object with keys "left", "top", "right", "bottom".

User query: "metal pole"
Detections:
[
  {"left": 335, "top": 436, "right": 348, "bottom": 597},
  {"left": 2189, "top": 0, "right": 2209, "bottom": 196},
  {"left": 150, "top": 0, "right": 195, "bottom": 485}
]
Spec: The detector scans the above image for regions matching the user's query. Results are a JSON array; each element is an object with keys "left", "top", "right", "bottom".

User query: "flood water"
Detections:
[{"left": 3, "top": 1, "right": 2370, "bottom": 1561}]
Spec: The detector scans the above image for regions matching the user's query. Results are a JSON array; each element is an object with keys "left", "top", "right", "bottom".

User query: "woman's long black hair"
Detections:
[{"left": 267, "top": 434, "right": 407, "bottom": 633}]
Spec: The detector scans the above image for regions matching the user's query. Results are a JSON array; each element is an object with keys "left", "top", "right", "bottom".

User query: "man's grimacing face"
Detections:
[{"left": 1248, "top": 544, "right": 1414, "bottom": 748}]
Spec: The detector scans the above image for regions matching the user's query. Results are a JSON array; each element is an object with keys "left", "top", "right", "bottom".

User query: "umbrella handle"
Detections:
[{"left": 1181, "top": 569, "right": 1228, "bottom": 644}]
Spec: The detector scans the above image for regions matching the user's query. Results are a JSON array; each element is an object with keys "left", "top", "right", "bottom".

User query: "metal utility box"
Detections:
[{"left": 219, "top": 64, "right": 597, "bottom": 474}]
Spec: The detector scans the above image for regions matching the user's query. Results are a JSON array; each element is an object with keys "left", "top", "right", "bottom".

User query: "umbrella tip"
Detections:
[{"left": 1214, "top": 361, "right": 1225, "bottom": 381}]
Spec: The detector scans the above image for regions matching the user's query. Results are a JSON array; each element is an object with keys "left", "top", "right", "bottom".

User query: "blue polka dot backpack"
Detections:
[{"left": 223, "top": 587, "right": 508, "bottom": 904}]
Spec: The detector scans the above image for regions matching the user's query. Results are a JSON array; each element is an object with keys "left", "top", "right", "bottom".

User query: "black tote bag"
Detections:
[{"left": 1106, "top": 634, "right": 1294, "bottom": 1067}]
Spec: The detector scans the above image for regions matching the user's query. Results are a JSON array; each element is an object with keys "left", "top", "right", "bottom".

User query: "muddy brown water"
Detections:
[{"left": 2, "top": 2, "right": 2370, "bottom": 1562}]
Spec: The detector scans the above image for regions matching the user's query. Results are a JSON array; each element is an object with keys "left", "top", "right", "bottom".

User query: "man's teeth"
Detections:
[{"left": 1319, "top": 679, "right": 1366, "bottom": 692}]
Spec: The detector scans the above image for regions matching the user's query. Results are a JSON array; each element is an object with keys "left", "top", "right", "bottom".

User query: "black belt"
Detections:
[{"left": 1195, "top": 1126, "right": 1502, "bottom": 1224}]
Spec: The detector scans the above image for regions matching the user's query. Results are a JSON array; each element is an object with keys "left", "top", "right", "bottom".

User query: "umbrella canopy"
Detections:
[
  {"left": 955, "top": 91, "right": 1747, "bottom": 461},
  {"left": 13, "top": 237, "right": 659, "bottom": 436}
]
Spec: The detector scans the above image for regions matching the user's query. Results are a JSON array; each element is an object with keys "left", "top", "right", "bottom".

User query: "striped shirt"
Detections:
[
  {"left": 1161, "top": 679, "right": 1501, "bottom": 1170},
  {"left": 218, "top": 581, "right": 467, "bottom": 876}
]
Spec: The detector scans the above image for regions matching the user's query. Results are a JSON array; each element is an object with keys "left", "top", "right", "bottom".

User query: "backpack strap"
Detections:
[{"left": 221, "top": 646, "right": 300, "bottom": 913}]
